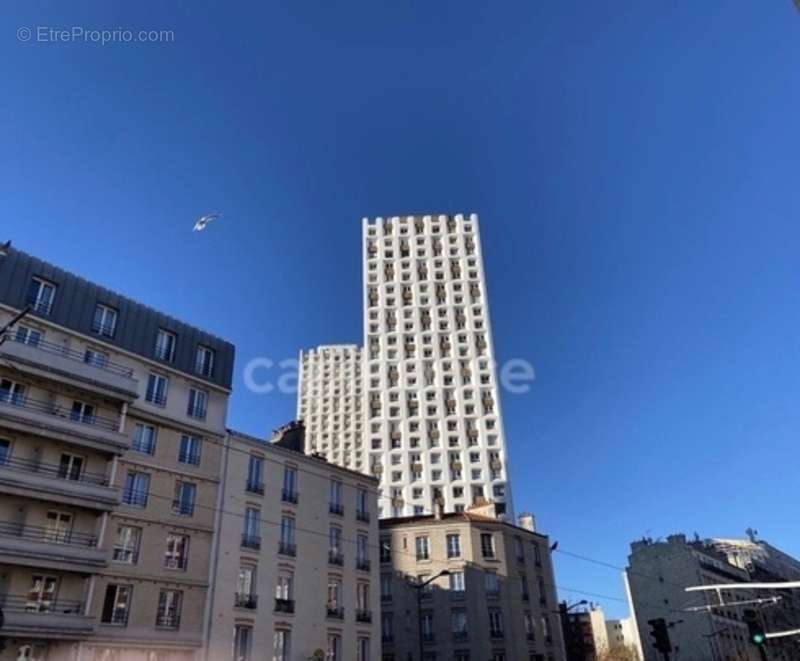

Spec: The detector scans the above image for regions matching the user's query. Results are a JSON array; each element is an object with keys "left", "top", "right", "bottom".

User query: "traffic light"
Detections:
[
  {"left": 743, "top": 609, "right": 766, "bottom": 647},
  {"left": 647, "top": 618, "right": 672, "bottom": 655}
]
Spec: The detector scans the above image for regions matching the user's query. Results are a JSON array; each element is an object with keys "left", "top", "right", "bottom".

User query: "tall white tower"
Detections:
[
  {"left": 297, "top": 344, "right": 364, "bottom": 472},
  {"left": 362, "top": 213, "right": 513, "bottom": 518}
]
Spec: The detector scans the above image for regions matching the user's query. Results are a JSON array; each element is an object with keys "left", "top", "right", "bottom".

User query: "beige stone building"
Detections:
[
  {"left": 0, "top": 246, "right": 234, "bottom": 661},
  {"left": 205, "top": 423, "right": 380, "bottom": 661},
  {"left": 378, "top": 504, "right": 566, "bottom": 661}
]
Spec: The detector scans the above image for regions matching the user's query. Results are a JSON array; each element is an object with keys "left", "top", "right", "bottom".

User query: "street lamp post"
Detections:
[
  {"left": 0, "top": 306, "right": 30, "bottom": 347},
  {"left": 559, "top": 600, "right": 589, "bottom": 661},
  {"left": 408, "top": 569, "right": 450, "bottom": 661}
]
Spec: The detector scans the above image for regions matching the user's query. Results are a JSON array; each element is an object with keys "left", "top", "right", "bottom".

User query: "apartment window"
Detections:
[
  {"left": 233, "top": 625, "right": 252, "bottom": 661},
  {"left": 44, "top": 511, "right": 72, "bottom": 544},
  {"left": 446, "top": 533, "right": 461, "bottom": 559},
  {"left": 172, "top": 481, "right": 196, "bottom": 516},
  {"left": 145, "top": 373, "right": 168, "bottom": 406},
  {"left": 132, "top": 424, "right": 157, "bottom": 455},
  {"left": 178, "top": 434, "right": 202, "bottom": 465},
  {"left": 101, "top": 584, "right": 132, "bottom": 625},
  {"left": 16, "top": 325, "right": 42, "bottom": 346},
  {"left": 449, "top": 571, "right": 465, "bottom": 593},
  {"left": 154, "top": 329, "right": 176, "bottom": 362},
  {"left": 451, "top": 609, "right": 468, "bottom": 635},
  {"left": 380, "top": 537, "right": 392, "bottom": 563},
  {"left": 246, "top": 455, "right": 264, "bottom": 494},
  {"left": 329, "top": 479, "right": 343, "bottom": 514},
  {"left": 272, "top": 630, "right": 291, "bottom": 661},
  {"left": 84, "top": 348, "right": 109, "bottom": 369},
  {"left": 164, "top": 533, "right": 190, "bottom": 570},
  {"left": 122, "top": 471, "right": 150, "bottom": 507},
  {"left": 0, "top": 439, "right": 9, "bottom": 465},
  {"left": 27, "top": 278, "right": 56, "bottom": 315},
  {"left": 538, "top": 577, "right": 547, "bottom": 605},
  {"left": 381, "top": 612, "right": 394, "bottom": 641},
  {"left": 282, "top": 466, "right": 298, "bottom": 503},
  {"left": 524, "top": 612, "right": 536, "bottom": 639},
  {"left": 416, "top": 536, "right": 430, "bottom": 561},
  {"left": 329, "top": 526, "right": 343, "bottom": 560},
  {"left": 484, "top": 572, "right": 500, "bottom": 597},
  {"left": 481, "top": 533, "right": 496, "bottom": 559},
  {"left": 70, "top": 401, "right": 96, "bottom": 424},
  {"left": 327, "top": 577, "right": 342, "bottom": 609},
  {"left": 380, "top": 574, "right": 392, "bottom": 601},
  {"left": 521, "top": 574, "right": 530, "bottom": 601},
  {"left": 26, "top": 575, "right": 58, "bottom": 612},
  {"left": 0, "top": 379, "right": 25, "bottom": 405},
  {"left": 356, "top": 487, "right": 369, "bottom": 523},
  {"left": 58, "top": 452, "right": 84, "bottom": 481},
  {"left": 155, "top": 590, "right": 182, "bottom": 629},
  {"left": 113, "top": 525, "right": 141, "bottom": 563},
  {"left": 279, "top": 516, "right": 296, "bottom": 555},
  {"left": 195, "top": 345, "right": 215, "bottom": 377},
  {"left": 92, "top": 304, "right": 118, "bottom": 338},
  {"left": 242, "top": 507, "right": 261, "bottom": 548},
  {"left": 326, "top": 634, "right": 341, "bottom": 661},
  {"left": 533, "top": 543, "right": 542, "bottom": 566},
  {"left": 356, "top": 638, "right": 370, "bottom": 661},
  {"left": 275, "top": 571, "right": 294, "bottom": 604},
  {"left": 489, "top": 608, "right": 504, "bottom": 637},
  {"left": 357, "top": 533, "right": 370, "bottom": 570},
  {"left": 187, "top": 388, "right": 208, "bottom": 420}
]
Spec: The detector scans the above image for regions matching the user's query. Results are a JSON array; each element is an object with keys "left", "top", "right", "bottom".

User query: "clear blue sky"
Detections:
[{"left": 3, "top": 1, "right": 799, "bottom": 617}]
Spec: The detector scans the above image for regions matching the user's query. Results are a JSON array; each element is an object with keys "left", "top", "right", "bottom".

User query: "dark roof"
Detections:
[{"left": 0, "top": 245, "right": 235, "bottom": 389}]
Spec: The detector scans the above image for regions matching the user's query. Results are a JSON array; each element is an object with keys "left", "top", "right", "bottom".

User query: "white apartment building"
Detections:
[
  {"left": 362, "top": 213, "right": 512, "bottom": 518},
  {"left": 297, "top": 345, "right": 364, "bottom": 472}
]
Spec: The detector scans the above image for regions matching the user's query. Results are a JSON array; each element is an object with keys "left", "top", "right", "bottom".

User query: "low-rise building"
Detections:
[
  {"left": 605, "top": 617, "right": 641, "bottom": 658},
  {"left": 560, "top": 605, "right": 609, "bottom": 661},
  {"left": 205, "top": 422, "right": 381, "bottom": 661},
  {"left": 0, "top": 244, "right": 234, "bottom": 661},
  {"left": 378, "top": 504, "right": 566, "bottom": 661}
]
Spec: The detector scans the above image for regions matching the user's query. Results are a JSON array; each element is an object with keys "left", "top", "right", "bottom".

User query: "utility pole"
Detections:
[{"left": 407, "top": 569, "right": 450, "bottom": 661}]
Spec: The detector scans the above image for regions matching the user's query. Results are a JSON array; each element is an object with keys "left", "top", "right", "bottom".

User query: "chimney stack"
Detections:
[{"left": 518, "top": 512, "right": 536, "bottom": 532}]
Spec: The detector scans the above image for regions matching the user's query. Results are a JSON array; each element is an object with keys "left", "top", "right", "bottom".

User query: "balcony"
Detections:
[
  {"left": 0, "top": 456, "right": 119, "bottom": 510},
  {"left": 155, "top": 612, "right": 181, "bottom": 630},
  {"left": 281, "top": 489, "right": 298, "bottom": 505},
  {"left": 274, "top": 598, "right": 295, "bottom": 614},
  {"left": 356, "top": 557, "right": 371, "bottom": 572},
  {"left": 452, "top": 631, "right": 469, "bottom": 643},
  {"left": 356, "top": 509, "right": 371, "bottom": 524},
  {"left": 0, "top": 333, "right": 138, "bottom": 402},
  {"left": 0, "top": 521, "right": 107, "bottom": 571},
  {"left": 278, "top": 541, "right": 296, "bottom": 557},
  {"left": 0, "top": 396, "right": 128, "bottom": 455},
  {"left": 234, "top": 593, "right": 258, "bottom": 610},
  {"left": 245, "top": 480, "right": 264, "bottom": 495},
  {"left": 329, "top": 502, "right": 344, "bottom": 516},
  {"left": 422, "top": 632, "right": 436, "bottom": 644},
  {"left": 326, "top": 605, "right": 344, "bottom": 620},
  {"left": 328, "top": 550, "right": 344, "bottom": 566},
  {"left": 241, "top": 533, "right": 261, "bottom": 551},
  {"left": 0, "top": 597, "right": 94, "bottom": 639},
  {"left": 490, "top": 629, "right": 505, "bottom": 640},
  {"left": 354, "top": 609, "right": 372, "bottom": 624}
]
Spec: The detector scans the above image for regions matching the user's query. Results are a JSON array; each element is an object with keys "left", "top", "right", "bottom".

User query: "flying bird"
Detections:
[
  {"left": 0, "top": 240, "right": 11, "bottom": 257},
  {"left": 193, "top": 213, "right": 222, "bottom": 232}
]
